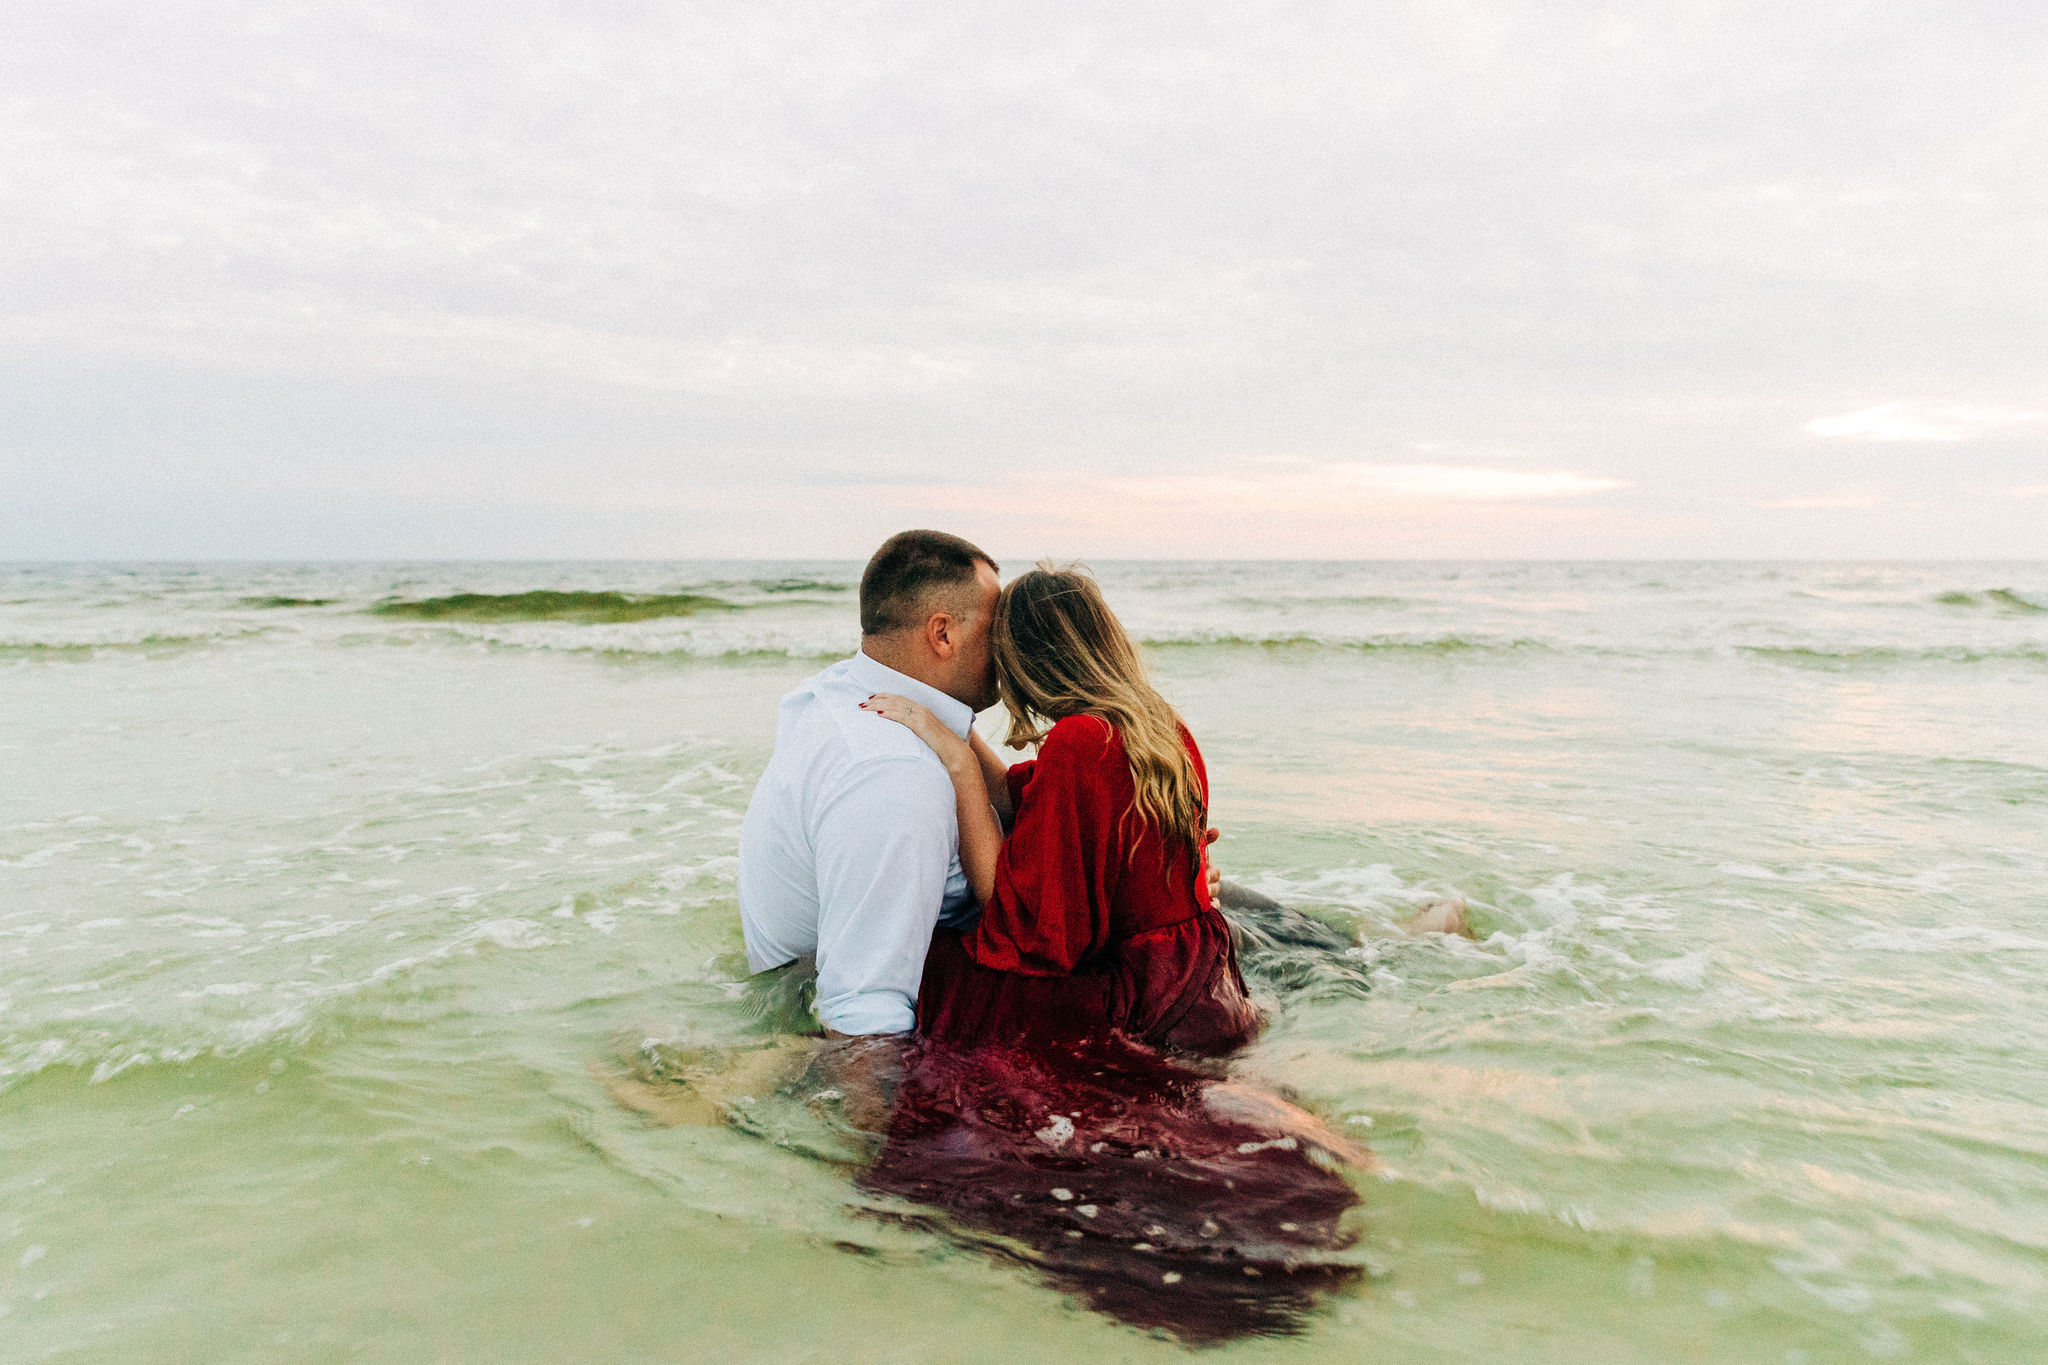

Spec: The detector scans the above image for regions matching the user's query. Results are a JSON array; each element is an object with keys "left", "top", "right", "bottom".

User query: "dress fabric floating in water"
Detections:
[
  {"left": 857, "top": 1037, "right": 1361, "bottom": 1342},
  {"left": 857, "top": 715, "right": 1359, "bottom": 1339}
]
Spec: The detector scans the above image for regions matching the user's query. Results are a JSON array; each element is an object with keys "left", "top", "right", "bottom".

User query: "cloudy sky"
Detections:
[{"left": 4, "top": 1, "right": 2044, "bottom": 559}]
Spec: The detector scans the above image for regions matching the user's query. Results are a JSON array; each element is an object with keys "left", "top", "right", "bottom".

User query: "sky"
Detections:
[{"left": 3, "top": 0, "right": 2044, "bottom": 560}]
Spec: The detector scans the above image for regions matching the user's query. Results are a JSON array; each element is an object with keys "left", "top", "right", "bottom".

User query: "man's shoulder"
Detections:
[
  {"left": 835, "top": 724, "right": 952, "bottom": 786},
  {"left": 805, "top": 669, "right": 951, "bottom": 769},
  {"left": 809, "top": 710, "right": 955, "bottom": 824}
]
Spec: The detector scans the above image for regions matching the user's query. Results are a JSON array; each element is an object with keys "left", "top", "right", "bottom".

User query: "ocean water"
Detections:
[{"left": 2, "top": 560, "right": 2045, "bottom": 1362}]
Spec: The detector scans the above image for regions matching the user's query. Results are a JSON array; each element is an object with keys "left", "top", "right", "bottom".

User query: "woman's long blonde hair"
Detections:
[{"left": 993, "top": 563, "right": 1206, "bottom": 857}]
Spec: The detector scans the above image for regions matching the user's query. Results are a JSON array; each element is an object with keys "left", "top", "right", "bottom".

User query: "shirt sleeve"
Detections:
[
  {"left": 811, "top": 756, "right": 958, "bottom": 1035},
  {"left": 965, "top": 716, "right": 1121, "bottom": 977}
]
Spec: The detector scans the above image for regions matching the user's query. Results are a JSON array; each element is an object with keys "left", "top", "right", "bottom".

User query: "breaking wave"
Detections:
[
  {"left": 1741, "top": 644, "right": 2048, "bottom": 667},
  {"left": 1143, "top": 633, "right": 1555, "bottom": 654},
  {"left": 368, "top": 590, "right": 739, "bottom": 623},
  {"left": 1215, "top": 594, "right": 1418, "bottom": 610},
  {"left": 0, "top": 630, "right": 275, "bottom": 659},
  {"left": 1932, "top": 588, "right": 2046, "bottom": 613}
]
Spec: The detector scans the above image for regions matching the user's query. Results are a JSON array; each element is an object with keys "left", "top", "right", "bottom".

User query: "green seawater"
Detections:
[
  {"left": 368, "top": 590, "right": 737, "bottom": 623},
  {"left": 3, "top": 561, "right": 2045, "bottom": 1362}
]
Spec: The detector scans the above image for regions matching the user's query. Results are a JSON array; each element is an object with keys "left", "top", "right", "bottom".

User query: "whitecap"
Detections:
[
  {"left": 1850, "top": 925, "right": 2048, "bottom": 953},
  {"left": 460, "top": 918, "right": 561, "bottom": 951},
  {"left": 1717, "top": 862, "right": 1833, "bottom": 883},
  {"left": 0, "top": 1039, "right": 70, "bottom": 1081},
  {"left": 282, "top": 920, "right": 362, "bottom": 943},
  {"left": 89, "top": 1052, "right": 152, "bottom": 1084},
  {"left": 1649, "top": 951, "right": 1711, "bottom": 990}
]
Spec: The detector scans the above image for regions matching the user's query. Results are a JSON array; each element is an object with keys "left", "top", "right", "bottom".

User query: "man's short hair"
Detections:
[{"left": 859, "top": 530, "right": 998, "bottom": 637}]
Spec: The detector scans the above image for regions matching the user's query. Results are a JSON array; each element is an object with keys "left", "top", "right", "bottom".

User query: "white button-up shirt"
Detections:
[{"left": 738, "top": 651, "right": 978, "bottom": 1035}]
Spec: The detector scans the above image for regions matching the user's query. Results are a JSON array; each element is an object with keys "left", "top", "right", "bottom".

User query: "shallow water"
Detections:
[{"left": 3, "top": 561, "right": 2045, "bottom": 1361}]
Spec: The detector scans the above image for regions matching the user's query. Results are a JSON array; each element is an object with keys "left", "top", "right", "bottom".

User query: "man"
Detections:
[{"left": 738, "top": 529, "right": 1006, "bottom": 1036}]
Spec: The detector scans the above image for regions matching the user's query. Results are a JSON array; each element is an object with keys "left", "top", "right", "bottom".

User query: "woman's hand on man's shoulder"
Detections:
[{"left": 861, "top": 693, "right": 974, "bottom": 773}]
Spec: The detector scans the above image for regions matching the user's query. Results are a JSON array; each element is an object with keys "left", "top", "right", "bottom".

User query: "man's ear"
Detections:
[{"left": 923, "top": 610, "right": 956, "bottom": 660}]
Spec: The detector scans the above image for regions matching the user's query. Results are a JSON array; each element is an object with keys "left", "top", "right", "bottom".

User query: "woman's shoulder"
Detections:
[
  {"left": 1041, "top": 712, "right": 1119, "bottom": 754},
  {"left": 1025, "top": 716, "right": 1127, "bottom": 804},
  {"left": 1032, "top": 715, "right": 1128, "bottom": 778},
  {"left": 1040, "top": 713, "right": 1200, "bottom": 759}
]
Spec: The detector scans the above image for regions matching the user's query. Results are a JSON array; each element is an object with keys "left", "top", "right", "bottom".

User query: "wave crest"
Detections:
[
  {"left": 369, "top": 590, "right": 738, "bottom": 623},
  {"left": 1143, "top": 633, "right": 1551, "bottom": 654},
  {"left": 1741, "top": 644, "right": 2048, "bottom": 667},
  {"left": 1933, "top": 588, "right": 2045, "bottom": 613}
]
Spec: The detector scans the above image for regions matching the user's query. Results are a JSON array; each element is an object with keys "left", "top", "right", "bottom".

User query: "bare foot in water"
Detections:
[
  {"left": 592, "top": 1034, "right": 818, "bottom": 1127},
  {"left": 1202, "top": 1080, "right": 1375, "bottom": 1170},
  {"left": 1400, "top": 895, "right": 1475, "bottom": 939}
]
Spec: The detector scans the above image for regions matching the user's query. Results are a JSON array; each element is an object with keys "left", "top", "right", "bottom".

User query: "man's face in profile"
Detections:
[{"left": 955, "top": 562, "right": 1002, "bottom": 712}]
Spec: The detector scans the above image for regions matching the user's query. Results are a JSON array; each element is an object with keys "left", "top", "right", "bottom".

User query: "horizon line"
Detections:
[{"left": 5, "top": 555, "right": 2047, "bottom": 567}]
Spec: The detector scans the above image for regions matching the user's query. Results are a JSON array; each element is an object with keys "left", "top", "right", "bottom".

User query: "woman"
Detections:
[
  {"left": 862, "top": 563, "right": 1260, "bottom": 1055},
  {"left": 855, "top": 567, "right": 1360, "bottom": 1340}
]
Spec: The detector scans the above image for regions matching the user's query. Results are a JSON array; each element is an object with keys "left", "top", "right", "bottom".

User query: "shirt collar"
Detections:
[{"left": 847, "top": 650, "right": 976, "bottom": 739}]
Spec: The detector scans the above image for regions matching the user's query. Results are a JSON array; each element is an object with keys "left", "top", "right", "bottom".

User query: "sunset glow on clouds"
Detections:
[
  {"left": 715, "top": 460, "right": 1638, "bottom": 559},
  {"left": 2, "top": 2, "right": 2044, "bottom": 559},
  {"left": 1752, "top": 496, "right": 1893, "bottom": 511},
  {"left": 1803, "top": 403, "right": 2047, "bottom": 444},
  {"left": 1321, "top": 465, "right": 1628, "bottom": 501},
  {"left": 927, "top": 462, "right": 1628, "bottom": 516}
]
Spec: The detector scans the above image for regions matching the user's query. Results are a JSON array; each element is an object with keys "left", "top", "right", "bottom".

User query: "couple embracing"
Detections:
[
  {"left": 738, "top": 529, "right": 1257, "bottom": 1057},
  {"left": 737, "top": 531, "right": 1364, "bottom": 1338}
]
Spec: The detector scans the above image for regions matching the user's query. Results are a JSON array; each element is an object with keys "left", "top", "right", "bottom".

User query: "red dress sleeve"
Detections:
[
  {"left": 1003, "top": 757, "right": 1036, "bottom": 814},
  {"left": 963, "top": 716, "right": 1122, "bottom": 976}
]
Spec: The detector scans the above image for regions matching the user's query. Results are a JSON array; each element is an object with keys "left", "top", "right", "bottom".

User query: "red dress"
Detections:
[
  {"left": 876, "top": 720, "right": 1352, "bottom": 1342},
  {"left": 916, "top": 714, "right": 1260, "bottom": 1055}
]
